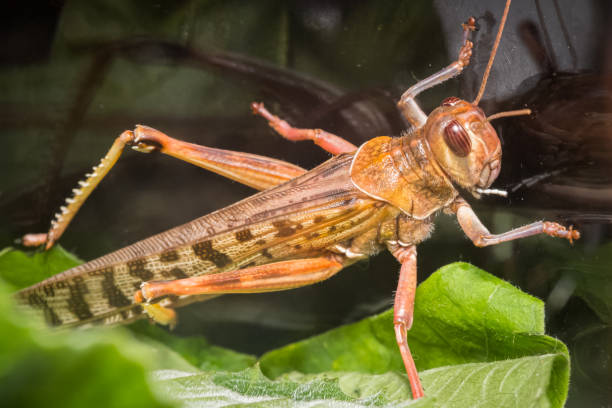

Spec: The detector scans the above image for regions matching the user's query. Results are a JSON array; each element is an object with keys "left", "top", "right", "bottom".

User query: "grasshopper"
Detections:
[{"left": 16, "top": 0, "right": 579, "bottom": 399}]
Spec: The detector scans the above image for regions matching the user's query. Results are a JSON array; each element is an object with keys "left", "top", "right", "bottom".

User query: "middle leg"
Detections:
[
  {"left": 388, "top": 243, "right": 425, "bottom": 399},
  {"left": 251, "top": 102, "right": 358, "bottom": 155}
]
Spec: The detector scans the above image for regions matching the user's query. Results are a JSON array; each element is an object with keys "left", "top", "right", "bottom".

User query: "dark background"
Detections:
[{"left": 1, "top": 0, "right": 610, "bottom": 406}]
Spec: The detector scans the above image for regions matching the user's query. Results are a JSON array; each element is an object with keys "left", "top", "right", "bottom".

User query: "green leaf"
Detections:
[
  {"left": 153, "top": 354, "right": 564, "bottom": 407},
  {"left": 0, "top": 246, "right": 82, "bottom": 290},
  {"left": 1, "top": 245, "right": 569, "bottom": 407},
  {"left": 0, "top": 246, "right": 257, "bottom": 372},
  {"left": 259, "top": 262, "right": 569, "bottom": 406},
  {"left": 130, "top": 320, "right": 257, "bottom": 372},
  {"left": 0, "top": 279, "right": 181, "bottom": 408}
]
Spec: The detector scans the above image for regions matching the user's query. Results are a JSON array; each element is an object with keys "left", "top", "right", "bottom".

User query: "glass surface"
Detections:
[{"left": 1, "top": 0, "right": 610, "bottom": 406}]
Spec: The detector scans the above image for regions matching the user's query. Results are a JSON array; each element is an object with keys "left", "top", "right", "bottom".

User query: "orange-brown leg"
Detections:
[
  {"left": 131, "top": 125, "right": 306, "bottom": 190},
  {"left": 388, "top": 244, "right": 424, "bottom": 399},
  {"left": 452, "top": 198, "right": 580, "bottom": 246},
  {"left": 23, "top": 130, "right": 135, "bottom": 249},
  {"left": 397, "top": 18, "right": 475, "bottom": 128},
  {"left": 136, "top": 256, "right": 344, "bottom": 303},
  {"left": 23, "top": 126, "right": 307, "bottom": 249},
  {"left": 251, "top": 102, "right": 358, "bottom": 155}
]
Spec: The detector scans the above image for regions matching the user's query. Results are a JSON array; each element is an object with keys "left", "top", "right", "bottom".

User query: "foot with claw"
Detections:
[
  {"left": 543, "top": 222, "right": 580, "bottom": 244},
  {"left": 21, "top": 233, "right": 49, "bottom": 247},
  {"left": 458, "top": 17, "right": 476, "bottom": 68},
  {"left": 134, "top": 286, "right": 178, "bottom": 327}
]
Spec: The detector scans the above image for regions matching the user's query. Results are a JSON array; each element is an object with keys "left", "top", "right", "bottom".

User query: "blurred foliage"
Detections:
[
  {"left": 0, "top": 247, "right": 569, "bottom": 406},
  {"left": 130, "top": 320, "right": 257, "bottom": 372},
  {"left": 568, "top": 242, "right": 612, "bottom": 324},
  {"left": 0, "top": 246, "right": 82, "bottom": 291},
  {"left": 0, "top": 278, "right": 181, "bottom": 408}
]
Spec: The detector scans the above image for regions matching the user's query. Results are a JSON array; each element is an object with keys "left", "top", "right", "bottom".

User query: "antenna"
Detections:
[
  {"left": 473, "top": 0, "right": 512, "bottom": 105},
  {"left": 487, "top": 108, "right": 531, "bottom": 121}
]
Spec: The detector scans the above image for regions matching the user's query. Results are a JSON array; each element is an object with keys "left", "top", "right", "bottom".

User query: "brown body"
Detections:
[{"left": 18, "top": 133, "right": 441, "bottom": 328}]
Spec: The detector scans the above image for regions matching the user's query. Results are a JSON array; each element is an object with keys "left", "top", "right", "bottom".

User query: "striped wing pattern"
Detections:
[{"left": 16, "top": 154, "right": 381, "bottom": 327}]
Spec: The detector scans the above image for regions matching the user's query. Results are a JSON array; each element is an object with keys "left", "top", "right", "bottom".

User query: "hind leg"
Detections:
[
  {"left": 23, "top": 125, "right": 307, "bottom": 249},
  {"left": 134, "top": 256, "right": 346, "bottom": 327}
]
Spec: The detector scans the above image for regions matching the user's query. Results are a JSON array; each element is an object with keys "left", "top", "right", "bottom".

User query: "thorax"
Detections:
[{"left": 350, "top": 133, "right": 458, "bottom": 219}]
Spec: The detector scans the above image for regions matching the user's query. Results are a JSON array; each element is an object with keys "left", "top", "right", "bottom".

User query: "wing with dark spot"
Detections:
[{"left": 16, "top": 153, "right": 382, "bottom": 327}]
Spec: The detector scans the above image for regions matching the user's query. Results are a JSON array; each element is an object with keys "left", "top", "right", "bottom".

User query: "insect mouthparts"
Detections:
[{"left": 475, "top": 188, "right": 508, "bottom": 197}]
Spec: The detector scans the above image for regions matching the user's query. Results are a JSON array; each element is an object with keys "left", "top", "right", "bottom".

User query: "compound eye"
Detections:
[
  {"left": 443, "top": 119, "right": 471, "bottom": 157},
  {"left": 441, "top": 96, "right": 461, "bottom": 107}
]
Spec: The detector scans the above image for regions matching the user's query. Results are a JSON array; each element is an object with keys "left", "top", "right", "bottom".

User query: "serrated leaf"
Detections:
[
  {"left": 152, "top": 353, "right": 565, "bottom": 408},
  {"left": 259, "top": 263, "right": 569, "bottom": 406},
  {"left": 1, "top": 247, "right": 570, "bottom": 407}
]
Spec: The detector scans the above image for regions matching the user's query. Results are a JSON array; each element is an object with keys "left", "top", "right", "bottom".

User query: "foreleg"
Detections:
[
  {"left": 452, "top": 198, "right": 580, "bottom": 247},
  {"left": 398, "top": 18, "right": 475, "bottom": 128}
]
